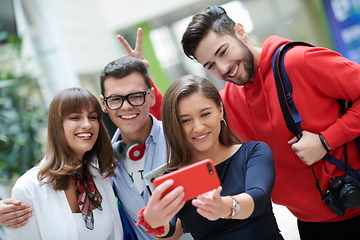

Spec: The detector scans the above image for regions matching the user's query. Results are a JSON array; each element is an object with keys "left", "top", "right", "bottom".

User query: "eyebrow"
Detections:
[
  {"left": 69, "top": 110, "right": 97, "bottom": 114},
  {"left": 179, "top": 107, "right": 212, "bottom": 118},
  {"left": 203, "top": 43, "right": 226, "bottom": 69}
]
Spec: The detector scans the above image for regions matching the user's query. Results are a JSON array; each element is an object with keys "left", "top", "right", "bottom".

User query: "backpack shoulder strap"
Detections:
[
  {"left": 272, "top": 42, "right": 360, "bottom": 180},
  {"left": 271, "top": 41, "right": 314, "bottom": 139}
]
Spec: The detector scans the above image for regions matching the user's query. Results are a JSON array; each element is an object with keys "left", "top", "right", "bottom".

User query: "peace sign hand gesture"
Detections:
[{"left": 117, "top": 27, "right": 149, "bottom": 69}]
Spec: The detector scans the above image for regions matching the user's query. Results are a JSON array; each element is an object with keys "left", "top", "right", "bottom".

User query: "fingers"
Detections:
[
  {"left": 288, "top": 135, "right": 298, "bottom": 145},
  {"left": 3, "top": 214, "right": 32, "bottom": 228},
  {"left": 145, "top": 180, "right": 185, "bottom": 228},
  {"left": 2, "top": 198, "right": 21, "bottom": 205},
  {"left": 135, "top": 28, "right": 143, "bottom": 54},
  {"left": 116, "top": 28, "right": 142, "bottom": 55},
  {"left": 152, "top": 180, "right": 185, "bottom": 212},
  {"left": 192, "top": 187, "right": 223, "bottom": 220},
  {"left": 0, "top": 203, "right": 32, "bottom": 228},
  {"left": 116, "top": 35, "right": 133, "bottom": 54}
]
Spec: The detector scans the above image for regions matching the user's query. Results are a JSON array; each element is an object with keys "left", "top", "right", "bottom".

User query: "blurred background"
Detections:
[{"left": 1, "top": 0, "right": 359, "bottom": 239}]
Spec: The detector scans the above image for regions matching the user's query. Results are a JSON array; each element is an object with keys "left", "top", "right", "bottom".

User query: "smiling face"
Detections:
[
  {"left": 194, "top": 28, "right": 255, "bottom": 86},
  {"left": 63, "top": 108, "right": 99, "bottom": 160},
  {"left": 178, "top": 92, "right": 223, "bottom": 157},
  {"left": 100, "top": 72, "right": 155, "bottom": 143}
]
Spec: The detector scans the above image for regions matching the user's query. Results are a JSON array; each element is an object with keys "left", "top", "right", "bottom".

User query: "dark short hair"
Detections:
[
  {"left": 181, "top": 5, "right": 236, "bottom": 60},
  {"left": 100, "top": 56, "right": 151, "bottom": 95}
]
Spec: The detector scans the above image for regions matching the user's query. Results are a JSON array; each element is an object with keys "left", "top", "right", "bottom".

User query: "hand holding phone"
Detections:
[{"left": 153, "top": 159, "right": 220, "bottom": 202}]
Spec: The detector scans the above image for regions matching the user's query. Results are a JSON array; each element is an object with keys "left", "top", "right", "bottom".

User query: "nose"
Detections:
[
  {"left": 81, "top": 118, "right": 91, "bottom": 129},
  {"left": 121, "top": 99, "right": 133, "bottom": 110},
  {"left": 217, "top": 60, "right": 230, "bottom": 77},
  {"left": 193, "top": 119, "right": 205, "bottom": 133}
]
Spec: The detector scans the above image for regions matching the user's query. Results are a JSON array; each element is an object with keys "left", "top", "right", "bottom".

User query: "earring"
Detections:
[{"left": 221, "top": 118, "right": 227, "bottom": 130}]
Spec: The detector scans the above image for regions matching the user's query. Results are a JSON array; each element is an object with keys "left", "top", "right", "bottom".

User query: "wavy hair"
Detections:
[{"left": 38, "top": 87, "right": 117, "bottom": 190}]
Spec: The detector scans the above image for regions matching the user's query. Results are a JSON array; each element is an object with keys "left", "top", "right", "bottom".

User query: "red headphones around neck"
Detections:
[{"left": 114, "top": 141, "right": 146, "bottom": 161}]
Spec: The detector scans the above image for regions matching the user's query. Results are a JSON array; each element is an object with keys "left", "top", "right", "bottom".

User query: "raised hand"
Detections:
[
  {"left": 117, "top": 28, "right": 149, "bottom": 68},
  {"left": 143, "top": 179, "right": 185, "bottom": 228},
  {"left": 191, "top": 186, "right": 225, "bottom": 220}
]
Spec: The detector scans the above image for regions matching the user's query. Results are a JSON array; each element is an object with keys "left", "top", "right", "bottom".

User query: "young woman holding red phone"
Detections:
[{"left": 137, "top": 75, "right": 283, "bottom": 240}]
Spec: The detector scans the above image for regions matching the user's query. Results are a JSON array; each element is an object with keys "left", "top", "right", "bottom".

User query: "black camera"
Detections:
[{"left": 323, "top": 174, "right": 360, "bottom": 216}]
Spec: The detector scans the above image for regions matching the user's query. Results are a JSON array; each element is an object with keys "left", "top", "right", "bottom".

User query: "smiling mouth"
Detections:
[
  {"left": 76, "top": 133, "right": 92, "bottom": 138},
  {"left": 228, "top": 63, "right": 239, "bottom": 78},
  {"left": 195, "top": 133, "right": 208, "bottom": 139},
  {"left": 120, "top": 114, "right": 138, "bottom": 119}
]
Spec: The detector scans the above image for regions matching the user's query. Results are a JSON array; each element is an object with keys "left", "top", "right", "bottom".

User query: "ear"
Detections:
[
  {"left": 219, "top": 101, "right": 224, "bottom": 119},
  {"left": 149, "top": 87, "right": 156, "bottom": 107},
  {"left": 234, "top": 23, "right": 248, "bottom": 42},
  {"left": 100, "top": 95, "right": 109, "bottom": 113}
]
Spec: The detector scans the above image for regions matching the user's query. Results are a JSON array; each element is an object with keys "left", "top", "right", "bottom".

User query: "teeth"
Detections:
[
  {"left": 229, "top": 64, "right": 238, "bottom": 77},
  {"left": 196, "top": 134, "right": 207, "bottom": 139},
  {"left": 77, "top": 133, "right": 91, "bottom": 138},
  {"left": 121, "top": 114, "right": 137, "bottom": 119}
]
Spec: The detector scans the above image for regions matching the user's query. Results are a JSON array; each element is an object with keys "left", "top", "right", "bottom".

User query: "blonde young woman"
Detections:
[
  {"left": 137, "top": 75, "right": 283, "bottom": 240},
  {"left": 10, "top": 88, "right": 123, "bottom": 240}
]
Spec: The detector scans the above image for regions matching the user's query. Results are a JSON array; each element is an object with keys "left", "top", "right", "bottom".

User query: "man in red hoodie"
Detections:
[{"left": 181, "top": 5, "right": 360, "bottom": 240}]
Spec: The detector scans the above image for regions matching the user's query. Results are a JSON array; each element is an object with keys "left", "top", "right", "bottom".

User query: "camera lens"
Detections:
[
  {"left": 341, "top": 185, "right": 360, "bottom": 209},
  {"left": 207, "top": 163, "right": 213, "bottom": 174}
]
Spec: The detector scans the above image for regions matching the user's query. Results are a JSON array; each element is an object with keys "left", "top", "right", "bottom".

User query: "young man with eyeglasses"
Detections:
[
  {"left": 100, "top": 54, "right": 192, "bottom": 240},
  {"left": 99, "top": 56, "right": 167, "bottom": 240}
]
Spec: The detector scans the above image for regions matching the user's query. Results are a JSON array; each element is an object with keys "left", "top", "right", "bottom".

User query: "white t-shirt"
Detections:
[
  {"left": 73, "top": 208, "right": 114, "bottom": 240},
  {"left": 123, "top": 156, "right": 145, "bottom": 196}
]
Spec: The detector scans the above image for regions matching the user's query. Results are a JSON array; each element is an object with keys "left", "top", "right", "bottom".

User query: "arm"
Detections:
[
  {"left": 155, "top": 219, "right": 185, "bottom": 240},
  {"left": 0, "top": 198, "right": 32, "bottom": 228},
  {"left": 10, "top": 181, "right": 41, "bottom": 239},
  {"left": 117, "top": 28, "right": 163, "bottom": 119},
  {"left": 150, "top": 80, "right": 163, "bottom": 120},
  {"left": 192, "top": 186, "right": 254, "bottom": 220},
  {"left": 286, "top": 47, "right": 360, "bottom": 165},
  {"left": 192, "top": 142, "right": 274, "bottom": 220}
]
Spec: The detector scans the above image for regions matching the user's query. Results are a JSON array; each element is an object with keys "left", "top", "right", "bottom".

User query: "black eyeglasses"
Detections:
[{"left": 104, "top": 89, "right": 150, "bottom": 110}]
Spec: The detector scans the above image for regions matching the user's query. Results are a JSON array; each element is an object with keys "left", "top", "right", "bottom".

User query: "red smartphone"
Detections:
[{"left": 153, "top": 159, "right": 220, "bottom": 201}]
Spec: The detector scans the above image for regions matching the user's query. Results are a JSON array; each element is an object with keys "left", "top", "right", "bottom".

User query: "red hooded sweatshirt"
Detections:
[{"left": 220, "top": 35, "right": 360, "bottom": 222}]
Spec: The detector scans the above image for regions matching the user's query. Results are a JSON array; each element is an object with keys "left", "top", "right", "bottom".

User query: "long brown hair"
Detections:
[
  {"left": 38, "top": 88, "right": 117, "bottom": 190},
  {"left": 161, "top": 75, "right": 240, "bottom": 170}
]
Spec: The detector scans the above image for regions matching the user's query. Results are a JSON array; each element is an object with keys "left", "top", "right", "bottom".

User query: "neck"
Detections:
[
  {"left": 191, "top": 143, "right": 234, "bottom": 165},
  {"left": 121, "top": 114, "right": 153, "bottom": 144}
]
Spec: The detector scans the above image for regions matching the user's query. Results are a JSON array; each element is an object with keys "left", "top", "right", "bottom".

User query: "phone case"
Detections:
[{"left": 153, "top": 159, "right": 220, "bottom": 201}]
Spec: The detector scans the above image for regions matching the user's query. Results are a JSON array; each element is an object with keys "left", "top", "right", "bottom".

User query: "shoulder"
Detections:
[
  {"left": 236, "top": 141, "right": 273, "bottom": 161},
  {"left": 12, "top": 166, "right": 42, "bottom": 196},
  {"left": 241, "top": 141, "right": 271, "bottom": 152},
  {"left": 14, "top": 166, "right": 40, "bottom": 185},
  {"left": 285, "top": 43, "right": 342, "bottom": 68}
]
